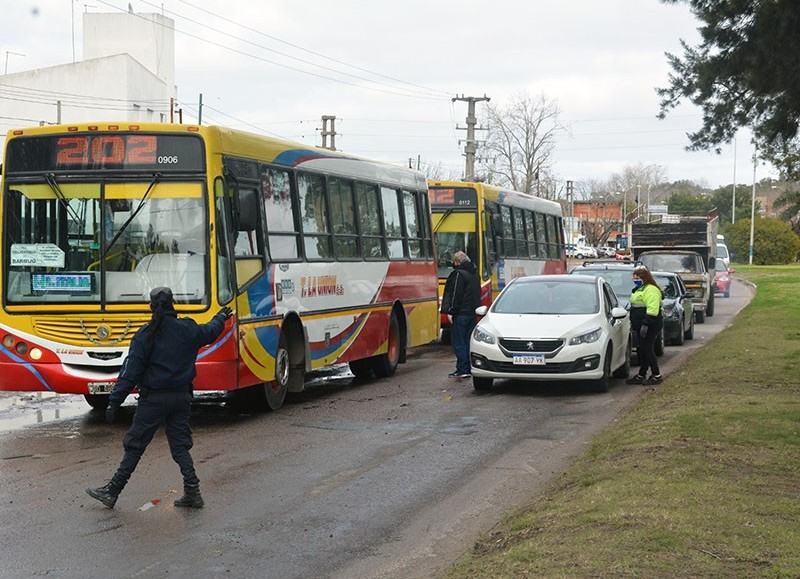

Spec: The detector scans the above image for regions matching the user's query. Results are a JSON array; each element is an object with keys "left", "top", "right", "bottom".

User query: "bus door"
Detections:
[{"left": 431, "top": 210, "right": 478, "bottom": 328}]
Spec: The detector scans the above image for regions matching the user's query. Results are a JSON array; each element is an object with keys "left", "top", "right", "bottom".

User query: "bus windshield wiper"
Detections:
[
  {"left": 105, "top": 172, "right": 161, "bottom": 251},
  {"left": 45, "top": 173, "right": 85, "bottom": 233},
  {"left": 433, "top": 208, "right": 453, "bottom": 233}
]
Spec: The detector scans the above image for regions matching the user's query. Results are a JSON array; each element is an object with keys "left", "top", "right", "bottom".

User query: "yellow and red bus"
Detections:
[
  {"left": 428, "top": 180, "right": 566, "bottom": 335},
  {"left": 0, "top": 123, "right": 439, "bottom": 410}
]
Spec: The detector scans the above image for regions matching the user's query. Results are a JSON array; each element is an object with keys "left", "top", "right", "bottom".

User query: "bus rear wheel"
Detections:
[{"left": 372, "top": 312, "right": 402, "bottom": 378}]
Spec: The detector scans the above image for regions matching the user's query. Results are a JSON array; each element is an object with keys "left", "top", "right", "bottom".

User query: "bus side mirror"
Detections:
[{"left": 236, "top": 189, "right": 258, "bottom": 232}]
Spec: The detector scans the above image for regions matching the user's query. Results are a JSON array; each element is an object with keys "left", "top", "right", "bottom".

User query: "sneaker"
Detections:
[
  {"left": 448, "top": 371, "right": 460, "bottom": 378},
  {"left": 625, "top": 374, "right": 646, "bottom": 385},
  {"left": 455, "top": 372, "right": 471, "bottom": 379},
  {"left": 645, "top": 374, "right": 663, "bottom": 385}
]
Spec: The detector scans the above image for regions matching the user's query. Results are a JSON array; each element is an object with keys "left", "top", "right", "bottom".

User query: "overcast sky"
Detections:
[{"left": 3, "top": 0, "right": 772, "bottom": 192}]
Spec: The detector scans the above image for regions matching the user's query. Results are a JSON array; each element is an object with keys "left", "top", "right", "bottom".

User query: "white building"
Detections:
[{"left": 0, "top": 10, "right": 176, "bottom": 149}]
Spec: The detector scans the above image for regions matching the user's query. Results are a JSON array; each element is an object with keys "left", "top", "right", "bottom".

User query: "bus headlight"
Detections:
[
  {"left": 3, "top": 335, "right": 14, "bottom": 348},
  {"left": 30, "top": 348, "right": 43, "bottom": 360}
]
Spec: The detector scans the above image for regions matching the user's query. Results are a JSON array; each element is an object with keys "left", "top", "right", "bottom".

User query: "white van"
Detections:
[{"left": 716, "top": 243, "right": 730, "bottom": 266}]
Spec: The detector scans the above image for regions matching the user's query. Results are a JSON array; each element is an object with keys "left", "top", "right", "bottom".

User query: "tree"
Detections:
[
  {"left": 479, "top": 93, "right": 564, "bottom": 196},
  {"left": 658, "top": 1, "right": 800, "bottom": 180},
  {"left": 725, "top": 217, "right": 800, "bottom": 265},
  {"left": 709, "top": 185, "right": 758, "bottom": 225},
  {"left": 419, "top": 160, "right": 462, "bottom": 182},
  {"left": 667, "top": 191, "right": 710, "bottom": 215},
  {"left": 773, "top": 188, "right": 800, "bottom": 235},
  {"left": 606, "top": 163, "right": 668, "bottom": 215}
]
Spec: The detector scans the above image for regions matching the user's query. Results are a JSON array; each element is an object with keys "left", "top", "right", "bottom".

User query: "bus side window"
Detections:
[
  {"left": 402, "top": 190, "right": 423, "bottom": 259},
  {"left": 545, "top": 214, "right": 559, "bottom": 260},
  {"left": 513, "top": 208, "right": 527, "bottom": 257},
  {"left": 355, "top": 182, "right": 384, "bottom": 259},
  {"left": 534, "top": 212, "right": 548, "bottom": 258},
  {"left": 500, "top": 205, "right": 514, "bottom": 257},
  {"left": 263, "top": 166, "right": 300, "bottom": 260},
  {"left": 381, "top": 186, "right": 404, "bottom": 259},
  {"left": 524, "top": 209, "right": 536, "bottom": 258},
  {"left": 297, "top": 172, "right": 332, "bottom": 260},
  {"left": 329, "top": 177, "right": 359, "bottom": 260}
]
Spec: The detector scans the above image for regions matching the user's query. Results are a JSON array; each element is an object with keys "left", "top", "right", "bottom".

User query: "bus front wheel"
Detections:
[
  {"left": 265, "top": 333, "right": 292, "bottom": 410},
  {"left": 84, "top": 394, "right": 109, "bottom": 410}
]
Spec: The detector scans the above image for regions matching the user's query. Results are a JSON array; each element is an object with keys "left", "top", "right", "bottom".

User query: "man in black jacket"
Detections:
[
  {"left": 86, "top": 287, "right": 233, "bottom": 509},
  {"left": 440, "top": 251, "right": 481, "bottom": 379}
]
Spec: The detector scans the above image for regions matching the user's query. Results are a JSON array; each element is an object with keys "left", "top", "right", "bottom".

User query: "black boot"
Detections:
[
  {"left": 86, "top": 480, "right": 123, "bottom": 508},
  {"left": 174, "top": 483, "right": 204, "bottom": 508}
]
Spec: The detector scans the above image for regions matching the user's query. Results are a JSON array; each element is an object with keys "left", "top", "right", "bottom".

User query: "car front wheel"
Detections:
[{"left": 473, "top": 376, "right": 493, "bottom": 391}]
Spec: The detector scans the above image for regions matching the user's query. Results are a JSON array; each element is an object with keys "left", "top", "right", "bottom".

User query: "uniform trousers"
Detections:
[{"left": 111, "top": 390, "right": 198, "bottom": 487}]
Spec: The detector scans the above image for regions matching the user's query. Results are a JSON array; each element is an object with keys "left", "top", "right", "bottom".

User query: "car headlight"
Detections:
[
  {"left": 663, "top": 304, "right": 676, "bottom": 318},
  {"left": 569, "top": 327, "right": 602, "bottom": 345},
  {"left": 473, "top": 325, "right": 496, "bottom": 345}
]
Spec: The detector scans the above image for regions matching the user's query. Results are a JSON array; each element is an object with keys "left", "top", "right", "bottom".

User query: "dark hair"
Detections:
[
  {"left": 633, "top": 266, "right": 662, "bottom": 295},
  {"left": 147, "top": 287, "right": 174, "bottom": 343}
]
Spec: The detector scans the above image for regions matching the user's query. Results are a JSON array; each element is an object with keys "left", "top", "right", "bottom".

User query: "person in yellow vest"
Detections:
[{"left": 626, "top": 266, "right": 664, "bottom": 385}]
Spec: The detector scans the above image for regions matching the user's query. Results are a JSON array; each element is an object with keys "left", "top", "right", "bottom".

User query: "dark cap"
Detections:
[{"left": 149, "top": 286, "right": 174, "bottom": 304}]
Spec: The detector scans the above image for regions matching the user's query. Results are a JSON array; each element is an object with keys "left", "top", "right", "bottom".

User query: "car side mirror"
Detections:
[
  {"left": 475, "top": 305, "right": 489, "bottom": 316},
  {"left": 611, "top": 306, "right": 627, "bottom": 319},
  {"left": 728, "top": 267, "right": 735, "bottom": 273}
]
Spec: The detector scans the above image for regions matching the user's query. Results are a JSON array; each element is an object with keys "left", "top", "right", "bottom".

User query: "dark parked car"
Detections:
[
  {"left": 652, "top": 271, "right": 694, "bottom": 345},
  {"left": 569, "top": 261, "right": 665, "bottom": 360}
]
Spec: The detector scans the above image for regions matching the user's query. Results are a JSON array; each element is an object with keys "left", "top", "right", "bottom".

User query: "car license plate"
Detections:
[
  {"left": 513, "top": 354, "right": 545, "bottom": 365},
  {"left": 87, "top": 381, "right": 115, "bottom": 394}
]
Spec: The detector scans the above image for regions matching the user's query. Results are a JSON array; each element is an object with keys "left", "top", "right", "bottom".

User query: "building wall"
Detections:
[
  {"left": 83, "top": 12, "right": 175, "bottom": 93},
  {"left": 0, "top": 55, "right": 170, "bottom": 128},
  {"left": 0, "top": 11, "right": 175, "bottom": 154}
]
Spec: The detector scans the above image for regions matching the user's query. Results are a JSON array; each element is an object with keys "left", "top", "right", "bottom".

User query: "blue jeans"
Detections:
[{"left": 451, "top": 314, "right": 477, "bottom": 374}]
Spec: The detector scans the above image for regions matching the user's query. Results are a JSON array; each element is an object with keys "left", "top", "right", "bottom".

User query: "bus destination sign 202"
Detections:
[
  {"left": 428, "top": 187, "right": 477, "bottom": 208},
  {"left": 5, "top": 133, "right": 205, "bottom": 173}
]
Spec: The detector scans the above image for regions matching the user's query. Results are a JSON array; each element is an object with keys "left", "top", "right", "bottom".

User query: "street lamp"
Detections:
[
  {"left": 4, "top": 51, "right": 25, "bottom": 75},
  {"left": 749, "top": 148, "right": 757, "bottom": 265}
]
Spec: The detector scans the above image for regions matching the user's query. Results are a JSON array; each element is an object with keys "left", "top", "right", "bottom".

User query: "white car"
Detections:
[
  {"left": 470, "top": 275, "right": 631, "bottom": 392},
  {"left": 573, "top": 245, "right": 597, "bottom": 259}
]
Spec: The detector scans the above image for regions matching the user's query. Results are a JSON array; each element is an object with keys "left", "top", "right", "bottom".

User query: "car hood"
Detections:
[{"left": 479, "top": 312, "right": 602, "bottom": 339}]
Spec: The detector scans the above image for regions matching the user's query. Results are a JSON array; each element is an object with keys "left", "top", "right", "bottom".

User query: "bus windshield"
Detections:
[
  {"left": 4, "top": 179, "right": 208, "bottom": 305},
  {"left": 435, "top": 231, "right": 478, "bottom": 278}
]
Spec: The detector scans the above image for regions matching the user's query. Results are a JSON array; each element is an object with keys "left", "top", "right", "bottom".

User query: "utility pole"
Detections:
[
  {"left": 453, "top": 94, "right": 490, "bottom": 181},
  {"left": 321, "top": 115, "right": 337, "bottom": 150},
  {"left": 566, "top": 180, "right": 574, "bottom": 245}
]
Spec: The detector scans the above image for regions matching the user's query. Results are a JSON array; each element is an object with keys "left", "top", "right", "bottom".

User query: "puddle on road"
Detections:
[
  {"left": 0, "top": 392, "right": 90, "bottom": 433},
  {"left": 0, "top": 365, "right": 356, "bottom": 434}
]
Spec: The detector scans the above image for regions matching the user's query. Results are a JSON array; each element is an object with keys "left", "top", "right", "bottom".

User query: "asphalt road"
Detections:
[{"left": 0, "top": 280, "right": 752, "bottom": 579}]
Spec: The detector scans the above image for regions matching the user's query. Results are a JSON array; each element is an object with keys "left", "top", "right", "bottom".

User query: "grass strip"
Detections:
[{"left": 447, "top": 265, "right": 800, "bottom": 578}]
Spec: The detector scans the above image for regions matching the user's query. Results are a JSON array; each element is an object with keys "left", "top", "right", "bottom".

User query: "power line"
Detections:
[
  {"left": 93, "top": 0, "right": 446, "bottom": 101},
  {"left": 172, "top": 0, "right": 451, "bottom": 98}
]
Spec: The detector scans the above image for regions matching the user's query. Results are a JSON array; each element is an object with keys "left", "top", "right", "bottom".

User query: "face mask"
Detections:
[{"left": 633, "top": 279, "right": 644, "bottom": 289}]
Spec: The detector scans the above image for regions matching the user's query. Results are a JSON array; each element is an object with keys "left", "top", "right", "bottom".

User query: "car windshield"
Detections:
[
  {"left": 653, "top": 275, "right": 679, "bottom": 299},
  {"left": 570, "top": 268, "right": 632, "bottom": 298},
  {"left": 715, "top": 260, "right": 728, "bottom": 272},
  {"left": 493, "top": 280, "right": 599, "bottom": 315},
  {"left": 717, "top": 244, "right": 729, "bottom": 259},
  {"left": 641, "top": 254, "right": 700, "bottom": 273}
]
